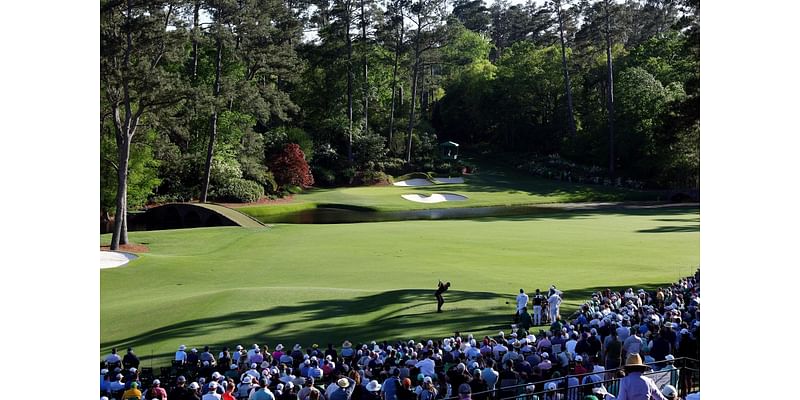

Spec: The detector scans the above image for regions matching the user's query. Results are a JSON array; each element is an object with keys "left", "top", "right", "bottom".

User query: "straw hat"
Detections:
[
  {"left": 337, "top": 378, "right": 350, "bottom": 388},
  {"left": 624, "top": 353, "right": 647, "bottom": 368}
]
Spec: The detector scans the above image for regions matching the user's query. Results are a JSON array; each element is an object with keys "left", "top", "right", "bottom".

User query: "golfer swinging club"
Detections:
[{"left": 435, "top": 280, "right": 451, "bottom": 312}]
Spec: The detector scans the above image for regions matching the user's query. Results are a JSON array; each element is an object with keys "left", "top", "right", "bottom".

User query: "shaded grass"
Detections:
[
  {"left": 237, "top": 156, "right": 663, "bottom": 219},
  {"left": 101, "top": 207, "right": 699, "bottom": 366}
]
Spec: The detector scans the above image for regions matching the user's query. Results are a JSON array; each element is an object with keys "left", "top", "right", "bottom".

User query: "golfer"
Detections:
[{"left": 435, "top": 280, "right": 451, "bottom": 312}]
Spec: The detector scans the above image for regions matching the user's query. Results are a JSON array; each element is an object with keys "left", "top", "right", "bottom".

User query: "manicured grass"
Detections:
[
  {"left": 100, "top": 206, "right": 699, "bottom": 366},
  {"left": 237, "top": 157, "right": 661, "bottom": 219}
]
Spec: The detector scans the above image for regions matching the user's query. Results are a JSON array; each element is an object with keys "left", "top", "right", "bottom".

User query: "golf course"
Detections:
[{"left": 100, "top": 161, "right": 699, "bottom": 366}]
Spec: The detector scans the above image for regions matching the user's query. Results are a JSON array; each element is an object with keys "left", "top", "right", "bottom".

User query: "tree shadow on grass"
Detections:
[
  {"left": 101, "top": 289, "right": 509, "bottom": 361},
  {"left": 637, "top": 225, "right": 700, "bottom": 233},
  {"left": 102, "top": 280, "right": 692, "bottom": 364}
]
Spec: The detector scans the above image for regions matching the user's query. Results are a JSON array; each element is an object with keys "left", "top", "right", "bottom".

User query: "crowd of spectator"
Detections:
[{"left": 101, "top": 270, "right": 699, "bottom": 400}]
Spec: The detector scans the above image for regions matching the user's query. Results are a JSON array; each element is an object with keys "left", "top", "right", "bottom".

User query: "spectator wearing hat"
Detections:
[
  {"left": 174, "top": 345, "right": 188, "bottom": 364},
  {"left": 548, "top": 291, "right": 562, "bottom": 323},
  {"left": 122, "top": 381, "right": 143, "bottom": 400},
  {"left": 125, "top": 368, "right": 142, "bottom": 390},
  {"left": 186, "top": 382, "right": 202, "bottom": 400},
  {"left": 201, "top": 381, "right": 222, "bottom": 400},
  {"left": 105, "top": 348, "right": 122, "bottom": 366},
  {"left": 170, "top": 376, "right": 191, "bottom": 400},
  {"left": 542, "top": 381, "right": 563, "bottom": 400},
  {"left": 109, "top": 373, "right": 126, "bottom": 394},
  {"left": 458, "top": 383, "right": 473, "bottom": 400},
  {"left": 236, "top": 376, "right": 254, "bottom": 399},
  {"left": 123, "top": 347, "right": 140, "bottom": 370},
  {"left": 660, "top": 384, "right": 680, "bottom": 400},
  {"left": 616, "top": 354, "right": 666, "bottom": 400},
  {"left": 329, "top": 377, "right": 356, "bottom": 400},
  {"left": 297, "top": 378, "right": 318, "bottom": 400},
  {"left": 418, "top": 377, "right": 437, "bottom": 400},
  {"left": 144, "top": 379, "right": 168, "bottom": 400},
  {"left": 187, "top": 348, "right": 201, "bottom": 368},
  {"left": 100, "top": 368, "right": 111, "bottom": 395}
]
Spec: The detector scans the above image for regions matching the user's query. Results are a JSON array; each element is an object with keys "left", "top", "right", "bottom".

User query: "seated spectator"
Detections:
[{"left": 122, "top": 381, "right": 142, "bottom": 400}]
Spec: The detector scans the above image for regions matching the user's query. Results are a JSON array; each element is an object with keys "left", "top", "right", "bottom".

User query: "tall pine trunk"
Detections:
[
  {"left": 604, "top": 0, "right": 615, "bottom": 175},
  {"left": 111, "top": 129, "right": 131, "bottom": 250},
  {"left": 200, "top": 35, "right": 223, "bottom": 203},
  {"left": 191, "top": 1, "right": 200, "bottom": 78},
  {"left": 556, "top": 0, "right": 576, "bottom": 138},
  {"left": 345, "top": 0, "right": 354, "bottom": 162},
  {"left": 406, "top": 45, "right": 421, "bottom": 164},
  {"left": 387, "top": 5, "right": 405, "bottom": 153},
  {"left": 361, "top": 0, "right": 369, "bottom": 135}
]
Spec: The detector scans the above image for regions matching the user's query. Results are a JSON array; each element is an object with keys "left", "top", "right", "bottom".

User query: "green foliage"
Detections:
[
  {"left": 352, "top": 132, "right": 389, "bottom": 171},
  {"left": 100, "top": 127, "right": 162, "bottom": 212},
  {"left": 209, "top": 178, "right": 265, "bottom": 203}
]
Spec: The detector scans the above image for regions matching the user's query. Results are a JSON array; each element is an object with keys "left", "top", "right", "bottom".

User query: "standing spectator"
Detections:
[
  {"left": 602, "top": 330, "right": 622, "bottom": 376},
  {"left": 621, "top": 331, "right": 642, "bottom": 361},
  {"left": 122, "top": 381, "right": 143, "bottom": 400},
  {"left": 176, "top": 345, "right": 188, "bottom": 364},
  {"left": 187, "top": 349, "right": 200, "bottom": 368},
  {"left": 532, "top": 289, "right": 546, "bottom": 326},
  {"left": 548, "top": 292, "right": 562, "bottom": 324},
  {"left": 516, "top": 289, "right": 530, "bottom": 320},
  {"left": 616, "top": 354, "right": 666, "bottom": 400},
  {"left": 415, "top": 353, "right": 436, "bottom": 378},
  {"left": 106, "top": 348, "right": 122, "bottom": 366},
  {"left": 123, "top": 348, "right": 140, "bottom": 370}
]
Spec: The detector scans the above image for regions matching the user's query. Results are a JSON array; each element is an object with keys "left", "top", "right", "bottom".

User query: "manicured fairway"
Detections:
[{"left": 100, "top": 206, "right": 699, "bottom": 366}]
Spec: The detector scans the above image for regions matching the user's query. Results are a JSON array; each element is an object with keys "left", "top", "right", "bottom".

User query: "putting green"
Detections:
[{"left": 100, "top": 206, "right": 699, "bottom": 366}]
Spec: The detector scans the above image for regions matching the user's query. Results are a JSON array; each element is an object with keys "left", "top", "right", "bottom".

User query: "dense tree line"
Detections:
[{"left": 101, "top": 0, "right": 699, "bottom": 248}]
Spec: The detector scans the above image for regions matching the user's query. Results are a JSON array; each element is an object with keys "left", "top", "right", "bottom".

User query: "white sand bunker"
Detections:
[
  {"left": 393, "top": 177, "right": 465, "bottom": 186},
  {"left": 100, "top": 251, "right": 138, "bottom": 269},
  {"left": 401, "top": 193, "right": 469, "bottom": 203},
  {"left": 393, "top": 178, "right": 434, "bottom": 187},
  {"left": 432, "top": 177, "right": 465, "bottom": 184}
]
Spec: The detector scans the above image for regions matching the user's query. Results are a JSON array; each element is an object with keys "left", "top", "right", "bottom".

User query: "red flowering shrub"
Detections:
[{"left": 268, "top": 143, "right": 315, "bottom": 188}]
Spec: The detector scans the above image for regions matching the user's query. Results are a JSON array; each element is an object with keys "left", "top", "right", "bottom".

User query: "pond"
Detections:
[{"left": 257, "top": 203, "right": 666, "bottom": 224}]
